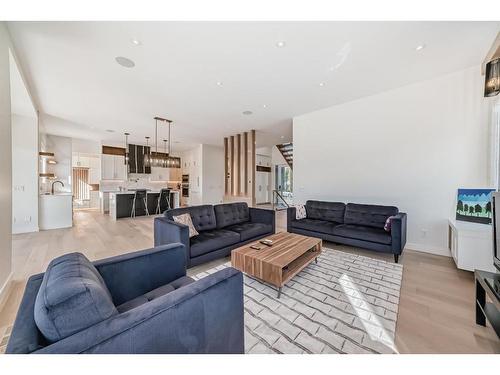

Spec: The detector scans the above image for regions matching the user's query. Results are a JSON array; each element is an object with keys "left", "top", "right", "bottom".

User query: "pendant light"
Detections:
[
  {"left": 162, "top": 139, "right": 168, "bottom": 168},
  {"left": 142, "top": 116, "right": 175, "bottom": 168},
  {"left": 485, "top": 58, "right": 500, "bottom": 97},
  {"left": 124, "top": 132, "right": 130, "bottom": 166},
  {"left": 143, "top": 136, "right": 151, "bottom": 167},
  {"left": 152, "top": 117, "right": 160, "bottom": 167}
]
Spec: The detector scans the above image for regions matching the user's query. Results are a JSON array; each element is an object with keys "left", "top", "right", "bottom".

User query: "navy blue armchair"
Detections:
[{"left": 6, "top": 244, "right": 244, "bottom": 354}]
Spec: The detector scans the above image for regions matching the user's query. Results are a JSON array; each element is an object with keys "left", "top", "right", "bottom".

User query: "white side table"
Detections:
[{"left": 448, "top": 218, "right": 496, "bottom": 272}]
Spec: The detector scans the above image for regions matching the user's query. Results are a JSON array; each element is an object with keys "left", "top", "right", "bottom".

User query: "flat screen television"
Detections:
[{"left": 490, "top": 192, "right": 500, "bottom": 272}]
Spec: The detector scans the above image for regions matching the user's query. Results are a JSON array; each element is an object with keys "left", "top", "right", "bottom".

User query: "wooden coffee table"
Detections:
[{"left": 231, "top": 232, "right": 322, "bottom": 298}]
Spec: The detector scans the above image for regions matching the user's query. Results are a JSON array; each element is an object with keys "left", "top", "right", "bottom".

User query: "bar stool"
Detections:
[
  {"left": 155, "top": 188, "right": 171, "bottom": 214},
  {"left": 131, "top": 189, "right": 149, "bottom": 217}
]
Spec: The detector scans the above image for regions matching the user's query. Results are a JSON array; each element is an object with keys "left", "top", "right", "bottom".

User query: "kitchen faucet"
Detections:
[{"left": 51, "top": 180, "right": 64, "bottom": 195}]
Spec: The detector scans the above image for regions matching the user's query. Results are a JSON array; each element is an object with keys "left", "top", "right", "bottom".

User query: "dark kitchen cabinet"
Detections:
[{"left": 128, "top": 144, "right": 151, "bottom": 174}]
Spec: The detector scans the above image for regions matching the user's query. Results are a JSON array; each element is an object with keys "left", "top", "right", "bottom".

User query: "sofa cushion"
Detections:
[
  {"left": 333, "top": 224, "right": 392, "bottom": 245},
  {"left": 226, "top": 222, "right": 273, "bottom": 242},
  {"left": 190, "top": 229, "right": 240, "bottom": 257},
  {"left": 291, "top": 218, "right": 338, "bottom": 234},
  {"left": 34, "top": 253, "right": 118, "bottom": 343},
  {"left": 165, "top": 205, "right": 217, "bottom": 232},
  {"left": 344, "top": 203, "right": 399, "bottom": 229},
  {"left": 172, "top": 213, "right": 199, "bottom": 238},
  {"left": 116, "top": 276, "right": 195, "bottom": 313},
  {"left": 214, "top": 202, "right": 250, "bottom": 229},
  {"left": 305, "top": 200, "right": 346, "bottom": 223}
]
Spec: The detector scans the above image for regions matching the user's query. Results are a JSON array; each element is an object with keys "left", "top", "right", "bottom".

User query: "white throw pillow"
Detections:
[
  {"left": 295, "top": 204, "right": 307, "bottom": 220},
  {"left": 173, "top": 213, "right": 199, "bottom": 238}
]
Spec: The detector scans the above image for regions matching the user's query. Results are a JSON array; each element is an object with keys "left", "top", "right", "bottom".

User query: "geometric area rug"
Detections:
[{"left": 193, "top": 248, "right": 403, "bottom": 354}]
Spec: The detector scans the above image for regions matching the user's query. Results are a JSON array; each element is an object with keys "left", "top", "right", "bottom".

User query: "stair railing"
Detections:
[{"left": 272, "top": 190, "right": 290, "bottom": 210}]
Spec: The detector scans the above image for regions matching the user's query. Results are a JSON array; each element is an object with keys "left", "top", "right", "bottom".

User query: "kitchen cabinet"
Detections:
[
  {"left": 128, "top": 144, "right": 151, "bottom": 174},
  {"left": 102, "top": 154, "right": 127, "bottom": 180},
  {"left": 73, "top": 154, "right": 90, "bottom": 168},
  {"left": 89, "top": 156, "right": 101, "bottom": 184},
  {"left": 256, "top": 154, "right": 271, "bottom": 167}
]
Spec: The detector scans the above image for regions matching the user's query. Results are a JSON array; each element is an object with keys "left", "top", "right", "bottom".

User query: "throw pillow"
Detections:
[
  {"left": 295, "top": 204, "right": 307, "bottom": 220},
  {"left": 384, "top": 216, "right": 397, "bottom": 232},
  {"left": 173, "top": 213, "right": 199, "bottom": 238}
]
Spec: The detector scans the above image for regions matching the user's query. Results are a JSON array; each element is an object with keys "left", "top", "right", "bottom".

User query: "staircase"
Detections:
[{"left": 276, "top": 143, "right": 293, "bottom": 169}]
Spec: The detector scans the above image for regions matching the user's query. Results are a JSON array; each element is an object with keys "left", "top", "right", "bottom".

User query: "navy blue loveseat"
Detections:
[
  {"left": 287, "top": 201, "right": 407, "bottom": 262},
  {"left": 6, "top": 244, "right": 244, "bottom": 354},
  {"left": 154, "top": 202, "right": 275, "bottom": 268}
]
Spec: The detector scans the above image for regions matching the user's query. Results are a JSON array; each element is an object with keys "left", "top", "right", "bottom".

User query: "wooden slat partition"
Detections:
[
  {"left": 236, "top": 134, "right": 241, "bottom": 195},
  {"left": 224, "top": 137, "right": 229, "bottom": 195},
  {"left": 250, "top": 129, "right": 256, "bottom": 206},
  {"left": 73, "top": 167, "right": 90, "bottom": 200},
  {"left": 223, "top": 129, "right": 256, "bottom": 205},
  {"left": 230, "top": 136, "right": 234, "bottom": 195},
  {"left": 243, "top": 132, "right": 248, "bottom": 195}
]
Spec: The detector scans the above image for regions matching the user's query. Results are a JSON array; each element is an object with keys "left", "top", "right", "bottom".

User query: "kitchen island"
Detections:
[
  {"left": 39, "top": 193, "right": 73, "bottom": 230},
  {"left": 109, "top": 190, "right": 180, "bottom": 220}
]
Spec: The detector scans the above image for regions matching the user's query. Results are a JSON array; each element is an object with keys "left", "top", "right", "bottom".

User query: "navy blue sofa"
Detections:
[
  {"left": 287, "top": 201, "right": 407, "bottom": 262},
  {"left": 154, "top": 202, "right": 275, "bottom": 268},
  {"left": 6, "top": 244, "right": 244, "bottom": 354}
]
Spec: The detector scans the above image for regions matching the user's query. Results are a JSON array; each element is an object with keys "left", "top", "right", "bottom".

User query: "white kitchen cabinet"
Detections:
[
  {"left": 114, "top": 156, "right": 127, "bottom": 180},
  {"left": 256, "top": 154, "right": 271, "bottom": 167},
  {"left": 102, "top": 154, "right": 127, "bottom": 180},
  {"left": 73, "top": 154, "right": 90, "bottom": 168},
  {"left": 89, "top": 156, "right": 101, "bottom": 184}
]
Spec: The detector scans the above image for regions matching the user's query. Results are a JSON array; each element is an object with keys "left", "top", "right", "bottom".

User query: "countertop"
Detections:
[
  {"left": 108, "top": 190, "right": 180, "bottom": 195},
  {"left": 40, "top": 193, "right": 73, "bottom": 197}
]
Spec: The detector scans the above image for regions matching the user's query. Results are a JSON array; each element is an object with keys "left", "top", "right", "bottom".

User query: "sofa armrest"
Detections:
[
  {"left": 94, "top": 243, "right": 187, "bottom": 306},
  {"left": 390, "top": 212, "right": 407, "bottom": 254},
  {"left": 286, "top": 207, "right": 297, "bottom": 231},
  {"left": 154, "top": 216, "right": 190, "bottom": 265},
  {"left": 35, "top": 268, "right": 244, "bottom": 354},
  {"left": 249, "top": 207, "right": 275, "bottom": 233}
]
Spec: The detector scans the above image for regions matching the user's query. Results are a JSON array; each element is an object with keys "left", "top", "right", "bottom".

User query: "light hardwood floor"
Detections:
[{"left": 0, "top": 209, "right": 498, "bottom": 353}]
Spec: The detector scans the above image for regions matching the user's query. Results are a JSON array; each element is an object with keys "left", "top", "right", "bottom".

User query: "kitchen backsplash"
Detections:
[{"left": 100, "top": 175, "right": 181, "bottom": 192}]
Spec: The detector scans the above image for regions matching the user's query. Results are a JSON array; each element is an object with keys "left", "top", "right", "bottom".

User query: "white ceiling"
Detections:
[{"left": 7, "top": 21, "right": 500, "bottom": 151}]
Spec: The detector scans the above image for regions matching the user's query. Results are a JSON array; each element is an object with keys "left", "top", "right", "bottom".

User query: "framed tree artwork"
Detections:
[{"left": 456, "top": 188, "right": 496, "bottom": 224}]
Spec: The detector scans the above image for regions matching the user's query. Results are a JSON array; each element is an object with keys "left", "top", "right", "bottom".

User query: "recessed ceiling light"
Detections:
[
  {"left": 280, "top": 135, "right": 285, "bottom": 139},
  {"left": 131, "top": 39, "right": 142, "bottom": 46},
  {"left": 319, "top": 82, "right": 325, "bottom": 87},
  {"left": 415, "top": 44, "right": 426, "bottom": 51},
  {"left": 242, "top": 110, "right": 253, "bottom": 115},
  {"left": 115, "top": 56, "right": 135, "bottom": 68},
  {"left": 216, "top": 81, "right": 223, "bottom": 86},
  {"left": 106, "top": 129, "right": 115, "bottom": 133},
  {"left": 276, "top": 41, "right": 286, "bottom": 48},
  {"left": 262, "top": 104, "right": 267, "bottom": 108}
]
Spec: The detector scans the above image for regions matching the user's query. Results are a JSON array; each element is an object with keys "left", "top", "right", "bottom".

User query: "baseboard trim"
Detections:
[
  {"left": 405, "top": 242, "right": 451, "bottom": 257},
  {"left": 0, "top": 273, "right": 13, "bottom": 311}
]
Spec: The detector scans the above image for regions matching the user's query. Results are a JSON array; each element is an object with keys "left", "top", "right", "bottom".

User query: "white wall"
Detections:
[
  {"left": 0, "top": 23, "right": 13, "bottom": 297},
  {"left": 293, "top": 65, "right": 493, "bottom": 256},
  {"left": 72, "top": 138, "right": 100, "bottom": 155},
  {"left": 12, "top": 114, "right": 38, "bottom": 233}
]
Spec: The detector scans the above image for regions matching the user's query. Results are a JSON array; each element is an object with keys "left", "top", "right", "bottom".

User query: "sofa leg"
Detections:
[{"left": 394, "top": 254, "right": 399, "bottom": 263}]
